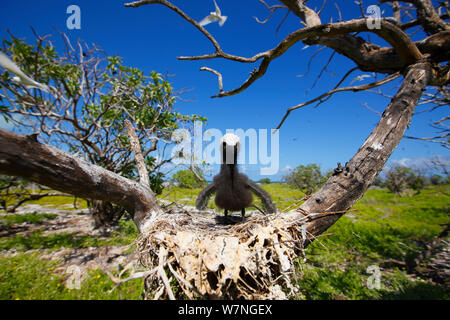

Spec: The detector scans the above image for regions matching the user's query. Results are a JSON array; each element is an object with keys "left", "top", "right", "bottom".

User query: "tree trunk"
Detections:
[
  {"left": 88, "top": 200, "right": 126, "bottom": 229},
  {"left": 291, "top": 62, "right": 431, "bottom": 242},
  {"left": 0, "top": 129, "right": 162, "bottom": 231}
]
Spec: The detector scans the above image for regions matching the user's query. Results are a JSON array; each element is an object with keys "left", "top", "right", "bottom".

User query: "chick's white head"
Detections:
[{"left": 220, "top": 133, "right": 240, "bottom": 164}]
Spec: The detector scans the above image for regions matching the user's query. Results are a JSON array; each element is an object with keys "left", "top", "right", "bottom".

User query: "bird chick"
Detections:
[{"left": 196, "top": 133, "right": 276, "bottom": 221}]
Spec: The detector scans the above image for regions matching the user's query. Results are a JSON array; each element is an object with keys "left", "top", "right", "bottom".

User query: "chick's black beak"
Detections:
[{"left": 223, "top": 142, "right": 237, "bottom": 185}]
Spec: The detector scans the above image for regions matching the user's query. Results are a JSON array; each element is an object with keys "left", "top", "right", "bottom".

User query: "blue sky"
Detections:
[{"left": 0, "top": 0, "right": 448, "bottom": 181}]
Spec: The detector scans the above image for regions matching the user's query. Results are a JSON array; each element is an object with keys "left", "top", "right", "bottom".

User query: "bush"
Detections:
[
  {"left": 384, "top": 166, "right": 427, "bottom": 195},
  {"left": 258, "top": 178, "right": 271, "bottom": 184},
  {"left": 283, "top": 164, "right": 326, "bottom": 195},
  {"left": 172, "top": 169, "right": 205, "bottom": 189},
  {"left": 371, "top": 176, "right": 385, "bottom": 187},
  {"left": 429, "top": 174, "right": 444, "bottom": 186}
]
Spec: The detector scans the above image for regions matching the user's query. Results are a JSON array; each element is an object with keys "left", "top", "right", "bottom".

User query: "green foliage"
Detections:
[
  {"left": 384, "top": 166, "right": 427, "bottom": 195},
  {"left": 0, "top": 229, "right": 135, "bottom": 251},
  {"left": 116, "top": 218, "right": 139, "bottom": 238},
  {"left": 24, "top": 194, "right": 87, "bottom": 209},
  {"left": 258, "top": 178, "right": 271, "bottom": 184},
  {"left": 371, "top": 175, "right": 385, "bottom": 187},
  {"left": 283, "top": 164, "right": 327, "bottom": 194},
  {"left": 148, "top": 171, "right": 164, "bottom": 195},
  {"left": 172, "top": 168, "right": 205, "bottom": 189},
  {"left": 0, "top": 210, "right": 138, "bottom": 253},
  {"left": 157, "top": 184, "right": 449, "bottom": 300},
  {"left": 429, "top": 174, "right": 445, "bottom": 185},
  {"left": 0, "top": 35, "right": 207, "bottom": 215}
]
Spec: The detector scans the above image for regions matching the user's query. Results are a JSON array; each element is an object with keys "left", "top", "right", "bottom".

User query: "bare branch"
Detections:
[
  {"left": 157, "top": 246, "right": 175, "bottom": 300},
  {"left": 293, "top": 61, "right": 431, "bottom": 234},
  {"left": 254, "top": 0, "right": 287, "bottom": 24},
  {"left": 404, "top": 133, "right": 450, "bottom": 149},
  {"left": 278, "top": 0, "right": 322, "bottom": 27},
  {"left": 213, "top": 19, "right": 422, "bottom": 98},
  {"left": 124, "top": 0, "right": 268, "bottom": 63},
  {"left": 200, "top": 67, "right": 224, "bottom": 94},
  {"left": 381, "top": 0, "right": 449, "bottom": 34},
  {"left": 276, "top": 72, "right": 401, "bottom": 129},
  {"left": 124, "top": 119, "right": 150, "bottom": 188},
  {"left": 360, "top": 102, "right": 382, "bottom": 116}
]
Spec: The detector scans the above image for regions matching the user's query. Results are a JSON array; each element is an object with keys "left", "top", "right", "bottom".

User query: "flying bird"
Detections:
[
  {"left": 196, "top": 133, "right": 276, "bottom": 221},
  {"left": 0, "top": 51, "right": 49, "bottom": 92},
  {"left": 350, "top": 74, "right": 372, "bottom": 85},
  {"left": 199, "top": 0, "right": 227, "bottom": 27}
]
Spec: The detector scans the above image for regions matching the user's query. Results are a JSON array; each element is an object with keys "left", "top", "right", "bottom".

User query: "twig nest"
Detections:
[{"left": 137, "top": 206, "right": 307, "bottom": 299}]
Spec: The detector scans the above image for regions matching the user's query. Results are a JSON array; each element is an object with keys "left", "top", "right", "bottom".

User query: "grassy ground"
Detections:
[
  {"left": 297, "top": 185, "right": 449, "bottom": 300},
  {"left": 1, "top": 191, "right": 88, "bottom": 211},
  {"left": 0, "top": 184, "right": 448, "bottom": 300}
]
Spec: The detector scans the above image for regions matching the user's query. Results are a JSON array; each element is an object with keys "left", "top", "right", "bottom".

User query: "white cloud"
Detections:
[
  {"left": 387, "top": 155, "right": 449, "bottom": 171},
  {"left": 280, "top": 165, "right": 292, "bottom": 173}
]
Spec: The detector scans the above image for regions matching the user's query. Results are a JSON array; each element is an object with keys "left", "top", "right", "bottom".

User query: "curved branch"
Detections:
[
  {"left": 200, "top": 67, "right": 224, "bottom": 94},
  {"left": 125, "top": 1, "right": 442, "bottom": 100},
  {"left": 276, "top": 72, "right": 401, "bottom": 129},
  {"left": 212, "top": 19, "right": 422, "bottom": 97},
  {"left": 380, "top": 0, "right": 450, "bottom": 34},
  {"left": 124, "top": 119, "right": 150, "bottom": 188},
  {"left": 124, "top": 0, "right": 268, "bottom": 63}
]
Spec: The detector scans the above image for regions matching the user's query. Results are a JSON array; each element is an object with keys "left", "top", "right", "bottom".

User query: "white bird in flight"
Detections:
[
  {"left": 199, "top": 0, "right": 227, "bottom": 27},
  {"left": 350, "top": 74, "right": 372, "bottom": 84},
  {"left": 0, "top": 51, "right": 49, "bottom": 92}
]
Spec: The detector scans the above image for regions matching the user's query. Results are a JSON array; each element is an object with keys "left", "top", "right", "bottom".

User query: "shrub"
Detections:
[
  {"left": 283, "top": 164, "right": 326, "bottom": 195},
  {"left": 172, "top": 168, "right": 205, "bottom": 189}
]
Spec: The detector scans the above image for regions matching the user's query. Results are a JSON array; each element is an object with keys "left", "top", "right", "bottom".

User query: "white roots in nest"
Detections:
[{"left": 136, "top": 208, "right": 309, "bottom": 300}]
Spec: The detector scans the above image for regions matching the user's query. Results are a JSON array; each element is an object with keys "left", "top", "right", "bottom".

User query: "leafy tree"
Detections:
[
  {"left": 384, "top": 166, "right": 412, "bottom": 195},
  {"left": 258, "top": 178, "right": 271, "bottom": 184},
  {"left": 0, "top": 34, "right": 205, "bottom": 226},
  {"left": 408, "top": 173, "right": 427, "bottom": 195},
  {"left": 384, "top": 166, "right": 427, "bottom": 195},
  {"left": 371, "top": 176, "right": 385, "bottom": 188},
  {"left": 429, "top": 174, "right": 444, "bottom": 185},
  {"left": 172, "top": 168, "right": 205, "bottom": 189},
  {"left": 284, "top": 164, "right": 326, "bottom": 195}
]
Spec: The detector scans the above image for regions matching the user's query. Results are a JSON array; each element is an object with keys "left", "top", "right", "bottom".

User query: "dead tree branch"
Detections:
[
  {"left": 200, "top": 67, "right": 224, "bottom": 94},
  {"left": 124, "top": 119, "right": 150, "bottom": 188},
  {"left": 276, "top": 72, "right": 401, "bottom": 129},
  {"left": 0, "top": 128, "right": 162, "bottom": 230}
]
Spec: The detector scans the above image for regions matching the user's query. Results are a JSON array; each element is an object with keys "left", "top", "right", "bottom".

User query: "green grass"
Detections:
[
  {"left": 157, "top": 183, "right": 305, "bottom": 211},
  {"left": 0, "top": 253, "right": 143, "bottom": 300},
  {"left": 1, "top": 191, "right": 88, "bottom": 210},
  {"left": 297, "top": 185, "right": 450, "bottom": 300},
  {"left": 27, "top": 195, "right": 88, "bottom": 210},
  {"left": 0, "top": 212, "right": 57, "bottom": 226},
  {"left": 1, "top": 183, "right": 449, "bottom": 300},
  {"left": 0, "top": 219, "right": 138, "bottom": 252},
  {"left": 0, "top": 230, "right": 135, "bottom": 251}
]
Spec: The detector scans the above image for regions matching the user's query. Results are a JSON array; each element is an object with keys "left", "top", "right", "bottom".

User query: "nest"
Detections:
[{"left": 136, "top": 205, "right": 309, "bottom": 299}]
